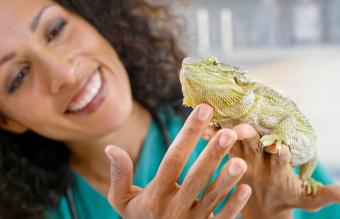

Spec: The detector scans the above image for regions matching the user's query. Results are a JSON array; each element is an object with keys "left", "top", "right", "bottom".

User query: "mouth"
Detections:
[
  {"left": 65, "top": 68, "right": 107, "bottom": 115},
  {"left": 182, "top": 57, "right": 201, "bottom": 66}
]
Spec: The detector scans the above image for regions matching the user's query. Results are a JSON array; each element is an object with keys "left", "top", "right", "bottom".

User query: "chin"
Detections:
[{"left": 90, "top": 97, "right": 133, "bottom": 136}]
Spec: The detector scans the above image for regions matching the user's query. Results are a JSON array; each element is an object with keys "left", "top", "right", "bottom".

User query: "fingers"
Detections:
[
  {"left": 202, "top": 126, "right": 218, "bottom": 141},
  {"left": 233, "top": 124, "right": 260, "bottom": 149},
  {"left": 267, "top": 144, "right": 291, "bottom": 168},
  {"left": 319, "top": 184, "right": 340, "bottom": 203},
  {"left": 215, "top": 184, "right": 252, "bottom": 219},
  {"left": 232, "top": 124, "right": 291, "bottom": 169},
  {"left": 155, "top": 104, "right": 213, "bottom": 189},
  {"left": 231, "top": 124, "right": 261, "bottom": 158},
  {"left": 176, "top": 129, "right": 237, "bottom": 209},
  {"left": 105, "top": 145, "right": 139, "bottom": 214},
  {"left": 301, "top": 184, "right": 340, "bottom": 211},
  {"left": 197, "top": 158, "right": 247, "bottom": 213}
]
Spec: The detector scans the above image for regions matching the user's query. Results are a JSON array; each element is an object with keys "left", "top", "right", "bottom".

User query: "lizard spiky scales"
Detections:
[{"left": 179, "top": 56, "right": 321, "bottom": 195}]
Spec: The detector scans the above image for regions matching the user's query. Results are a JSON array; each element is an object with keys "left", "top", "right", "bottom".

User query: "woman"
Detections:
[{"left": 0, "top": 0, "right": 339, "bottom": 219}]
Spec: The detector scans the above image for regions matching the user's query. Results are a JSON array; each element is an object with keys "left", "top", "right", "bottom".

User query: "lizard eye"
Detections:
[
  {"left": 212, "top": 61, "right": 217, "bottom": 65},
  {"left": 234, "top": 76, "right": 242, "bottom": 85}
]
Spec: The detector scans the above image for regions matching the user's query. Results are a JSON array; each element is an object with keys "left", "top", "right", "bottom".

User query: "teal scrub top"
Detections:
[{"left": 49, "top": 109, "right": 340, "bottom": 219}]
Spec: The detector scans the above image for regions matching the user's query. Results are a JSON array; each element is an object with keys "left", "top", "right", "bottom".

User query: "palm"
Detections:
[
  {"left": 204, "top": 124, "right": 340, "bottom": 213},
  {"left": 228, "top": 124, "right": 340, "bottom": 212}
]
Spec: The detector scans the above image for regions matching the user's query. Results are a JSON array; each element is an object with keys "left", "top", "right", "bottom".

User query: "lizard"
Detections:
[{"left": 179, "top": 56, "right": 321, "bottom": 195}]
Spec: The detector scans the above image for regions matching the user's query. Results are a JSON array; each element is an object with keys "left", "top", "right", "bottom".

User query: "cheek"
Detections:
[
  {"left": 7, "top": 96, "right": 51, "bottom": 125},
  {"left": 61, "top": 71, "right": 133, "bottom": 140},
  {"left": 95, "top": 71, "right": 132, "bottom": 129}
]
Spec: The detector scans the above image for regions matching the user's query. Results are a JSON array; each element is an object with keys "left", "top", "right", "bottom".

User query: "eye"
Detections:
[
  {"left": 234, "top": 76, "right": 238, "bottom": 83},
  {"left": 46, "top": 19, "right": 67, "bottom": 43},
  {"left": 8, "top": 66, "right": 30, "bottom": 93}
]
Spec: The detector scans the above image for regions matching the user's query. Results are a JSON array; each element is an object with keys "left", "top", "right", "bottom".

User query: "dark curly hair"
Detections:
[{"left": 0, "top": 0, "right": 186, "bottom": 218}]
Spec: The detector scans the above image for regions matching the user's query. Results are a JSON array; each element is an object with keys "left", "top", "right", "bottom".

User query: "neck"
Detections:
[{"left": 66, "top": 101, "right": 151, "bottom": 195}]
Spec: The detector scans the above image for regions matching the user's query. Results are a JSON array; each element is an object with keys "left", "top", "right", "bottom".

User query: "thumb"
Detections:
[
  {"left": 105, "top": 145, "right": 135, "bottom": 213},
  {"left": 302, "top": 184, "right": 340, "bottom": 211},
  {"left": 319, "top": 184, "right": 340, "bottom": 203}
]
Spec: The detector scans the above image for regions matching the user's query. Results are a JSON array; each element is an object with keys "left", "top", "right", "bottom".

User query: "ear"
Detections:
[{"left": 0, "top": 113, "right": 28, "bottom": 134}]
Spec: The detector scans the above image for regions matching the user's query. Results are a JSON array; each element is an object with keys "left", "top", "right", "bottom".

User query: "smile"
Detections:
[{"left": 65, "top": 68, "right": 107, "bottom": 115}]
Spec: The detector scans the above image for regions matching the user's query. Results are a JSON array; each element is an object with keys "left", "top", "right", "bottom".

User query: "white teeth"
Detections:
[{"left": 68, "top": 70, "right": 102, "bottom": 112}]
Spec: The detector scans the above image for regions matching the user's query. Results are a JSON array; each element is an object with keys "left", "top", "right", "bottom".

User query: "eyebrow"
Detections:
[
  {"left": 0, "top": 52, "right": 16, "bottom": 67},
  {"left": 30, "top": 4, "right": 54, "bottom": 32},
  {"left": 0, "top": 4, "right": 54, "bottom": 68}
]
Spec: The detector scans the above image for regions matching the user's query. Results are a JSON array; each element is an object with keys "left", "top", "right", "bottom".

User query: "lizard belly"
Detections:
[{"left": 287, "top": 132, "right": 316, "bottom": 167}]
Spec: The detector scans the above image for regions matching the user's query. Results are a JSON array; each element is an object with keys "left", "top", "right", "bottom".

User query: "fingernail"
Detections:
[
  {"left": 219, "top": 133, "right": 234, "bottom": 148},
  {"left": 229, "top": 160, "right": 244, "bottom": 176},
  {"left": 198, "top": 104, "right": 211, "bottom": 121},
  {"left": 105, "top": 145, "right": 115, "bottom": 162},
  {"left": 238, "top": 186, "right": 251, "bottom": 201}
]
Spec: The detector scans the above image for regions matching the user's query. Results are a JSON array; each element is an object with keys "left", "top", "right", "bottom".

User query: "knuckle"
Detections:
[
  {"left": 206, "top": 147, "right": 221, "bottom": 160},
  {"left": 271, "top": 155, "right": 289, "bottom": 166},
  {"left": 185, "top": 121, "right": 203, "bottom": 136},
  {"left": 107, "top": 195, "right": 123, "bottom": 214},
  {"left": 203, "top": 189, "right": 218, "bottom": 206},
  {"left": 182, "top": 176, "right": 205, "bottom": 196},
  {"left": 140, "top": 192, "right": 166, "bottom": 218},
  {"left": 164, "top": 150, "right": 184, "bottom": 167},
  {"left": 185, "top": 177, "right": 202, "bottom": 193},
  {"left": 280, "top": 150, "right": 291, "bottom": 161},
  {"left": 145, "top": 196, "right": 160, "bottom": 213},
  {"left": 164, "top": 207, "right": 183, "bottom": 219},
  {"left": 223, "top": 204, "right": 238, "bottom": 219},
  {"left": 220, "top": 172, "right": 233, "bottom": 185}
]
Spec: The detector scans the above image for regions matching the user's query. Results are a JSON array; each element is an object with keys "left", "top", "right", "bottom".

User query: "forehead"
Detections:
[
  {"left": 0, "top": 0, "right": 55, "bottom": 24},
  {"left": 0, "top": 0, "right": 56, "bottom": 52},
  {"left": 0, "top": 0, "right": 55, "bottom": 34}
]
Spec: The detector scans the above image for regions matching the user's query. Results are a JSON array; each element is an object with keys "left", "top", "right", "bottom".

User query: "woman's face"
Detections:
[{"left": 0, "top": 0, "right": 133, "bottom": 142}]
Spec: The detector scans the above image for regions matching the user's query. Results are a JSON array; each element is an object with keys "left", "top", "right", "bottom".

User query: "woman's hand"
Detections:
[
  {"left": 204, "top": 123, "right": 340, "bottom": 219},
  {"left": 104, "top": 104, "right": 252, "bottom": 219}
]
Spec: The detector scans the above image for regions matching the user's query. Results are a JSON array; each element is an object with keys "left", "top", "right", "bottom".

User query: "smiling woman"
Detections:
[{"left": 0, "top": 0, "right": 185, "bottom": 218}]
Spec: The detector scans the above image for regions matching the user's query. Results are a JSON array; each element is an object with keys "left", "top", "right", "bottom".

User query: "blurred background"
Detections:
[{"left": 181, "top": 0, "right": 340, "bottom": 183}]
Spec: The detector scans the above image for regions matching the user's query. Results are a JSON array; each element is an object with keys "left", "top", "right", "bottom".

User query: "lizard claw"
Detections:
[
  {"left": 210, "top": 121, "right": 221, "bottom": 129},
  {"left": 303, "top": 178, "right": 322, "bottom": 196},
  {"left": 259, "top": 134, "right": 286, "bottom": 155},
  {"left": 276, "top": 141, "right": 282, "bottom": 156}
]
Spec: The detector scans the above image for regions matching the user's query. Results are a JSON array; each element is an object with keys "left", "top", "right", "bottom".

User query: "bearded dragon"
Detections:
[{"left": 179, "top": 56, "right": 321, "bottom": 195}]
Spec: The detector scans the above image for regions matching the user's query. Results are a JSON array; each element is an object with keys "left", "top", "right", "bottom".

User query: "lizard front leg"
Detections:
[
  {"left": 258, "top": 114, "right": 295, "bottom": 155},
  {"left": 258, "top": 114, "right": 321, "bottom": 195}
]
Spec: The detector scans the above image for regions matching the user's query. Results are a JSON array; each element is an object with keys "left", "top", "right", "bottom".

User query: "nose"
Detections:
[{"left": 34, "top": 48, "right": 77, "bottom": 94}]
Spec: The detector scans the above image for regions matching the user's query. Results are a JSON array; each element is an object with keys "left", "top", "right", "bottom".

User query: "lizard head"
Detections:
[{"left": 179, "top": 56, "right": 246, "bottom": 108}]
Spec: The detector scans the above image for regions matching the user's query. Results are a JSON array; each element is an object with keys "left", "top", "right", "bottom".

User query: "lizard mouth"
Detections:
[{"left": 182, "top": 57, "right": 202, "bottom": 66}]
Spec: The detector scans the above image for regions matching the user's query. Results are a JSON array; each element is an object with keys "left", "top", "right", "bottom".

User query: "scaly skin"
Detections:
[{"left": 179, "top": 56, "right": 321, "bottom": 195}]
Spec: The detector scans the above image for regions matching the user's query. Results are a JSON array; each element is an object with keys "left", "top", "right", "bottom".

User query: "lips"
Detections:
[{"left": 65, "top": 68, "right": 106, "bottom": 114}]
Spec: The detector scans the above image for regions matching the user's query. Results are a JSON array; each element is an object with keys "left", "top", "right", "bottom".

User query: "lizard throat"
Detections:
[{"left": 212, "top": 90, "right": 256, "bottom": 118}]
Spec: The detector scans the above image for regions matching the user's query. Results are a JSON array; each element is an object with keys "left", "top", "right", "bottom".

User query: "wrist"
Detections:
[{"left": 242, "top": 201, "right": 293, "bottom": 219}]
